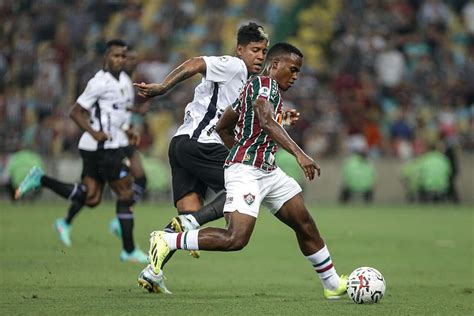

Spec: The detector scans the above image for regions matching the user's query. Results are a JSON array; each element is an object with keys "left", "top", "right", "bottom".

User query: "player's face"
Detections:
[
  {"left": 124, "top": 50, "right": 138, "bottom": 75},
  {"left": 272, "top": 53, "right": 302, "bottom": 91},
  {"left": 106, "top": 45, "right": 127, "bottom": 74},
  {"left": 237, "top": 40, "right": 268, "bottom": 75}
]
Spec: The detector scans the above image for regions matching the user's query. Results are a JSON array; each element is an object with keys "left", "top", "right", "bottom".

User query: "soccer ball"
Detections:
[{"left": 346, "top": 267, "right": 386, "bottom": 304}]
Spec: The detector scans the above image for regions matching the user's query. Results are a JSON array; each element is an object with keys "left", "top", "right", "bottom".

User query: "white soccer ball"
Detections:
[{"left": 346, "top": 266, "right": 386, "bottom": 304}]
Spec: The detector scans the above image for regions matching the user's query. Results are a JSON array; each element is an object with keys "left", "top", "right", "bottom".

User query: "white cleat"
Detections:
[{"left": 137, "top": 264, "right": 172, "bottom": 294}]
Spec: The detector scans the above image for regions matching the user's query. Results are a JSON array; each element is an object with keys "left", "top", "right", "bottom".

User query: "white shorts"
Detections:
[{"left": 223, "top": 163, "right": 302, "bottom": 218}]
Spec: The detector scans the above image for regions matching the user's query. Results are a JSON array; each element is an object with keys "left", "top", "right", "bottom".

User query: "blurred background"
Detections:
[{"left": 0, "top": 0, "right": 473, "bottom": 203}]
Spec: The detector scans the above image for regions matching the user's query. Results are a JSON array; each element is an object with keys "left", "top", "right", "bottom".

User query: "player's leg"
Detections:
[
  {"left": 275, "top": 195, "right": 347, "bottom": 299},
  {"left": 267, "top": 168, "right": 346, "bottom": 299},
  {"left": 57, "top": 150, "right": 104, "bottom": 227},
  {"left": 110, "top": 175, "right": 147, "bottom": 263},
  {"left": 15, "top": 166, "right": 84, "bottom": 201},
  {"left": 140, "top": 212, "right": 254, "bottom": 294},
  {"left": 148, "top": 211, "right": 256, "bottom": 273},
  {"left": 108, "top": 149, "right": 147, "bottom": 263},
  {"left": 109, "top": 146, "right": 147, "bottom": 237},
  {"left": 53, "top": 175, "right": 104, "bottom": 247},
  {"left": 168, "top": 138, "right": 228, "bottom": 231},
  {"left": 127, "top": 146, "right": 147, "bottom": 204}
]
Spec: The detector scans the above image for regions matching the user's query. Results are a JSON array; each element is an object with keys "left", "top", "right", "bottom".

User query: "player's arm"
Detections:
[
  {"left": 69, "top": 103, "right": 108, "bottom": 142},
  {"left": 253, "top": 99, "right": 320, "bottom": 181},
  {"left": 216, "top": 107, "right": 239, "bottom": 149},
  {"left": 134, "top": 57, "right": 206, "bottom": 98}
]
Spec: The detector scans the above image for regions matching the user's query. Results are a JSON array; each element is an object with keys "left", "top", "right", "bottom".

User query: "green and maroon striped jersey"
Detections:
[{"left": 225, "top": 75, "right": 284, "bottom": 171}]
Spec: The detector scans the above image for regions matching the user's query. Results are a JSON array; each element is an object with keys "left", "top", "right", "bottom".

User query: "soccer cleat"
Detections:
[
  {"left": 54, "top": 218, "right": 72, "bottom": 247},
  {"left": 137, "top": 264, "right": 172, "bottom": 294},
  {"left": 171, "top": 216, "right": 200, "bottom": 259},
  {"left": 109, "top": 217, "right": 122, "bottom": 238},
  {"left": 120, "top": 248, "right": 148, "bottom": 263},
  {"left": 148, "top": 231, "right": 170, "bottom": 273},
  {"left": 15, "top": 166, "right": 44, "bottom": 199},
  {"left": 323, "top": 274, "right": 348, "bottom": 300}
]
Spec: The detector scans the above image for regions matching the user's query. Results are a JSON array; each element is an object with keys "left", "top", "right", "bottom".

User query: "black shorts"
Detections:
[
  {"left": 121, "top": 145, "right": 136, "bottom": 158},
  {"left": 80, "top": 148, "right": 130, "bottom": 183},
  {"left": 168, "top": 135, "right": 228, "bottom": 205}
]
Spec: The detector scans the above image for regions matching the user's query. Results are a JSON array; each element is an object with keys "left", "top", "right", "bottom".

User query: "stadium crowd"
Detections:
[{"left": 1, "top": 0, "right": 473, "bottom": 201}]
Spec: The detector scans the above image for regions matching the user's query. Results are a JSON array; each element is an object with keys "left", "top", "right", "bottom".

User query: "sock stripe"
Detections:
[
  {"left": 68, "top": 183, "right": 78, "bottom": 200},
  {"left": 313, "top": 256, "right": 331, "bottom": 267},
  {"left": 176, "top": 233, "right": 183, "bottom": 249},
  {"left": 316, "top": 263, "right": 334, "bottom": 273},
  {"left": 183, "top": 232, "right": 188, "bottom": 249},
  {"left": 117, "top": 213, "right": 134, "bottom": 219}
]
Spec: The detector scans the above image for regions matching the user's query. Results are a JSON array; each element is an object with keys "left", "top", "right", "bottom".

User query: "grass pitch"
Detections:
[{"left": 0, "top": 201, "right": 472, "bottom": 315}]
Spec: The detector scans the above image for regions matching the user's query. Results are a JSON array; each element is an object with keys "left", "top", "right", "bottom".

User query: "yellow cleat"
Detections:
[
  {"left": 323, "top": 274, "right": 348, "bottom": 300},
  {"left": 148, "top": 231, "right": 170, "bottom": 274}
]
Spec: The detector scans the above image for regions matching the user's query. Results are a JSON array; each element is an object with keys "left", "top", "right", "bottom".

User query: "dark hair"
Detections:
[
  {"left": 106, "top": 39, "right": 127, "bottom": 51},
  {"left": 237, "top": 22, "right": 268, "bottom": 45},
  {"left": 266, "top": 42, "right": 303, "bottom": 61}
]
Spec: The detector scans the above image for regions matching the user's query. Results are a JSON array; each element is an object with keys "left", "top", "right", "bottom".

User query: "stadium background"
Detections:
[{"left": 1, "top": 0, "right": 473, "bottom": 202}]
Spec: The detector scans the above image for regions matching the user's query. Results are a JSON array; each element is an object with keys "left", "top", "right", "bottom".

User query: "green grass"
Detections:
[{"left": 1, "top": 201, "right": 472, "bottom": 315}]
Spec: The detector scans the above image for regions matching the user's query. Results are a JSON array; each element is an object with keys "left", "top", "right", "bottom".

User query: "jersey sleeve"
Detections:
[
  {"left": 251, "top": 76, "right": 276, "bottom": 102},
  {"left": 76, "top": 77, "right": 103, "bottom": 110},
  {"left": 202, "top": 56, "right": 243, "bottom": 83}
]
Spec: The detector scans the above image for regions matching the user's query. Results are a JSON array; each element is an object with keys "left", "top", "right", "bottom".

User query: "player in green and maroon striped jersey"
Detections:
[{"left": 146, "top": 43, "right": 347, "bottom": 299}]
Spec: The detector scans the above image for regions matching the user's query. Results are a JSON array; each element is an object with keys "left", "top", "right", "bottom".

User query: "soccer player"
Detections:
[
  {"left": 108, "top": 46, "right": 149, "bottom": 236},
  {"left": 134, "top": 22, "right": 269, "bottom": 293},
  {"left": 15, "top": 39, "right": 147, "bottom": 263},
  {"left": 141, "top": 43, "right": 347, "bottom": 299}
]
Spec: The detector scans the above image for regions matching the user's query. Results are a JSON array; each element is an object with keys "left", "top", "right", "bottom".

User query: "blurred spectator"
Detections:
[
  {"left": 418, "top": 143, "right": 452, "bottom": 202},
  {"left": 339, "top": 136, "right": 375, "bottom": 203},
  {"left": 400, "top": 156, "right": 422, "bottom": 202}
]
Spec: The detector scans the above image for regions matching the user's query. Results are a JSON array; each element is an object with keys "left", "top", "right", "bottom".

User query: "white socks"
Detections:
[
  {"left": 163, "top": 230, "right": 200, "bottom": 251},
  {"left": 305, "top": 245, "right": 341, "bottom": 291}
]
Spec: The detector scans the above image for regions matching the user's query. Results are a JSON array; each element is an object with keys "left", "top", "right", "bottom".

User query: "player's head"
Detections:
[
  {"left": 264, "top": 42, "right": 303, "bottom": 91},
  {"left": 236, "top": 22, "right": 269, "bottom": 75},
  {"left": 124, "top": 45, "right": 138, "bottom": 76},
  {"left": 104, "top": 39, "right": 127, "bottom": 75}
]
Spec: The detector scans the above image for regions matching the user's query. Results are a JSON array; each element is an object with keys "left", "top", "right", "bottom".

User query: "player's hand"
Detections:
[
  {"left": 126, "top": 130, "right": 141, "bottom": 146},
  {"left": 296, "top": 153, "right": 321, "bottom": 181},
  {"left": 133, "top": 82, "right": 166, "bottom": 98},
  {"left": 91, "top": 131, "right": 109, "bottom": 142},
  {"left": 283, "top": 109, "right": 300, "bottom": 125}
]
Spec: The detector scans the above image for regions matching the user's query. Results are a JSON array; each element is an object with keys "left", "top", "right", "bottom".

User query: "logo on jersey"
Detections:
[
  {"left": 225, "top": 196, "right": 233, "bottom": 205},
  {"left": 183, "top": 110, "right": 191, "bottom": 124},
  {"left": 243, "top": 154, "right": 251, "bottom": 162},
  {"left": 219, "top": 56, "right": 228, "bottom": 62},
  {"left": 258, "top": 86, "right": 270, "bottom": 98},
  {"left": 243, "top": 193, "right": 255, "bottom": 206}
]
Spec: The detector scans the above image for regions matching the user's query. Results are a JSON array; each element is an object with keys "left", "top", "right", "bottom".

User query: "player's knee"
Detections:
[
  {"left": 118, "top": 189, "right": 134, "bottom": 201},
  {"left": 86, "top": 196, "right": 101, "bottom": 207}
]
